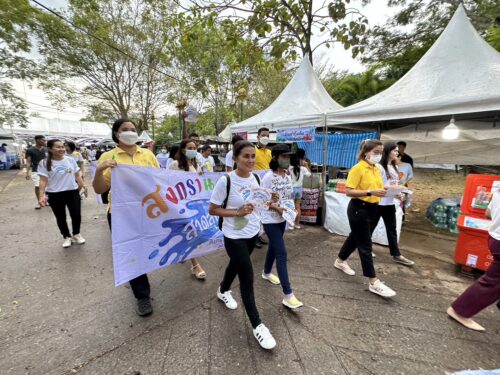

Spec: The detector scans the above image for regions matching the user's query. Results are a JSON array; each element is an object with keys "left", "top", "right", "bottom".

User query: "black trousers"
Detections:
[
  {"left": 107, "top": 213, "right": 150, "bottom": 300},
  {"left": 220, "top": 234, "right": 261, "bottom": 329},
  {"left": 338, "top": 199, "right": 379, "bottom": 278},
  {"left": 372, "top": 204, "right": 401, "bottom": 257},
  {"left": 47, "top": 189, "right": 81, "bottom": 238}
]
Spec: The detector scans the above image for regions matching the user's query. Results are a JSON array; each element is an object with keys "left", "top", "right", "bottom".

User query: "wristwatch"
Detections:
[{"left": 366, "top": 190, "right": 372, "bottom": 197}]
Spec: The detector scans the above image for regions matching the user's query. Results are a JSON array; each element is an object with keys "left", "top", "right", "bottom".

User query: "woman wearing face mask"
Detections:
[
  {"left": 93, "top": 118, "right": 160, "bottom": 317},
  {"left": 261, "top": 144, "right": 304, "bottom": 309},
  {"left": 375, "top": 142, "right": 415, "bottom": 266},
  {"left": 38, "top": 139, "right": 86, "bottom": 248},
  {"left": 334, "top": 140, "right": 397, "bottom": 298},
  {"left": 169, "top": 139, "right": 207, "bottom": 280},
  {"left": 156, "top": 144, "right": 169, "bottom": 168},
  {"left": 209, "top": 140, "right": 276, "bottom": 350}
]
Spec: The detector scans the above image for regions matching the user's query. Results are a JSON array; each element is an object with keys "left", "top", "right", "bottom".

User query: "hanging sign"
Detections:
[
  {"left": 232, "top": 131, "right": 248, "bottom": 140},
  {"left": 185, "top": 106, "right": 198, "bottom": 123},
  {"left": 277, "top": 127, "right": 315, "bottom": 143}
]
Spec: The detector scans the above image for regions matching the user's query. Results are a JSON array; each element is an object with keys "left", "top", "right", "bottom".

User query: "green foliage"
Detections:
[
  {"left": 362, "top": 0, "right": 500, "bottom": 80},
  {"left": 322, "top": 66, "right": 395, "bottom": 107},
  {"left": 0, "top": 0, "right": 54, "bottom": 127},
  {"left": 486, "top": 25, "right": 500, "bottom": 51},
  {"left": 186, "top": 0, "right": 368, "bottom": 63}
]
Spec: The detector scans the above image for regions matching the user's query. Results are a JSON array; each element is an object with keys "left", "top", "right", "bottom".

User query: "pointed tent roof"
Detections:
[
  {"left": 230, "top": 57, "right": 342, "bottom": 132},
  {"left": 327, "top": 5, "right": 500, "bottom": 126}
]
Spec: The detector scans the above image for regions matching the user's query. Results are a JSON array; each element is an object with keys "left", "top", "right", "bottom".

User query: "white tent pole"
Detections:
[{"left": 321, "top": 113, "right": 327, "bottom": 225}]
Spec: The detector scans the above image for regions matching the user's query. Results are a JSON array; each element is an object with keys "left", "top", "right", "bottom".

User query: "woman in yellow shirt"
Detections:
[
  {"left": 93, "top": 118, "right": 159, "bottom": 317},
  {"left": 334, "top": 140, "right": 397, "bottom": 298}
]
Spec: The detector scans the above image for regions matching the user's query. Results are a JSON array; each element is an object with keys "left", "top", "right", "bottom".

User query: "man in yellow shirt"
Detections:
[{"left": 254, "top": 127, "right": 272, "bottom": 170}]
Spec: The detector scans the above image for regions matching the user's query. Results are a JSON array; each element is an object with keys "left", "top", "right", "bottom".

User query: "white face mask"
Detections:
[
  {"left": 368, "top": 154, "right": 382, "bottom": 165},
  {"left": 161, "top": 149, "right": 167, "bottom": 154},
  {"left": 119, "top": 131, "right": 138, "bottom": 146},
  {"left": 259, "top": 136, "right": 269, "bottom": 146}
]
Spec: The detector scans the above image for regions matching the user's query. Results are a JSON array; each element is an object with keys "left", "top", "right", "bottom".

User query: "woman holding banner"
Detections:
[
  {"left": 169, "top": 139, "right": 207, "bottom": 280},
  {"left": 209, "top": 140, "right": 277, "bottom": 350},
  {"left": 261, "top": 144, "right": 304, "bottom": 309},
  {"left": 93, "top": 118, "right": 160, "bottom": 317}
]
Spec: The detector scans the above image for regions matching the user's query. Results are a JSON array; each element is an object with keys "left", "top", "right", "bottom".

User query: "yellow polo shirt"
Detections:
[
  {"left": 254, "top": 146, "right": 272, "bottom": 170},
  {"left": 98, "top": 146, "right": 159, "bottom": 210},
  {"left": 346, "top": 160, "right": 384, "bottom": 204}
]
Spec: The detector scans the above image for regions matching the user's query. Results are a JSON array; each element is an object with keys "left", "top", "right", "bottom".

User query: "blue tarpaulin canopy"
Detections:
[{"left": 297, "top": 132, "right": 379, "bottom": 168}]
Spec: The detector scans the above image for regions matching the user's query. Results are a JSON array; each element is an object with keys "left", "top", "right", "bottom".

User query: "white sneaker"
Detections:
[
  {"left": 253, "top": 323, "right": 276, "bottom": 350},
  {"left": 62, "top": 237, "right": 72, "bottom": 248},
  {"left": 72, "top": 234, "right": 86, "bottom": 245},
  {"left": 369, "top": 280, "right": 396, "bottom": 298},
  {"left": 334, "top": 259, "right": 355, "bottom": 276},
  {"left": 217, "top": 287, "right": 237, "bottom": 310}
]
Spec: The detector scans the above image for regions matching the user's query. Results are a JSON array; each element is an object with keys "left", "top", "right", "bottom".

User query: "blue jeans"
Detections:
[{"left": 263, "top": 221, "right": 292, "bottom": 295}]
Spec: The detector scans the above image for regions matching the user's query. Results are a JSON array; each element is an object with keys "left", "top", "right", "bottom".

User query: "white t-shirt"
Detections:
[
  {"left": 260, "top": 171, "right": 293, "bottom": 224},
  {"left": 38, "top": 156, "right": 80, "bottom": 193},
  {"left": 225, "top": 150, "right": 234, "bottom": 169},
  {"left": 210, "top": 171, "right": 261, "bottom": 239},
  {"left": 200, "top": 155, "right": 215, "bottom": 172},
  {"left": 289, "top": 166, "right": 311, "bottom": 188},
  {"left": 379, "top": 164, "right": 400, "bottom": 206},
  {"left": 398, "top": 162, "right": 413, "bottom": 185},
  {"left": 488, "top": 192, "right": 500, "bottom": 241},
  {"left": 88, "top": 149, "right": 97, "bottom": 161},
  {"left": 156, "top": 152, "right": 169, "bottom": 168}
]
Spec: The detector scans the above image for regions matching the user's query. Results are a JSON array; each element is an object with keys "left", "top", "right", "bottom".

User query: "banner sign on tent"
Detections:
[
  {"left": 111, "top": 166, "right": 269, "bottom": 286},
  {"left": 277, "top": 127, "right": 315, "bottom": 143},
  {"left": 232, "top": 131, "right": 248, "bottom": 140}
]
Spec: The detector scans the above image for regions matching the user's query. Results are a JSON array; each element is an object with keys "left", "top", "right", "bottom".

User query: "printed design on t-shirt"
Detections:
[{"left": 52, "top": 160, "right": 73, "bottom": 176}]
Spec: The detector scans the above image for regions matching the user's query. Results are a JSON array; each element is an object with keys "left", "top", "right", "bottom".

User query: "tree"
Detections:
[
  {"left": 0, "top": 0, "right": 54, "bottom": 128},
  {"left": 486, "top": 17, "right": 500, "bottom": 51},
  {"left": 36, "top": 0, "right": 178, "bottom": 131},
  {"left": 181, "top": 0, "right": 368, "bottom": 64},
  {"left": 322, "top": 66, "right": 395, "bottom": 107},
  {"left": 362, "top": 0, "right": 500, "bottom": 79}
]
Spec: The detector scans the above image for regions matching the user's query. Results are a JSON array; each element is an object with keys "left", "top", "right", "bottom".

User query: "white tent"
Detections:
[
  {"left": 327, "top": 5, "right": 500, "bottom": 126},
  {"left": 138, "top": 131, "right": 153, "bottom": 143},
  {"left": 10, "top": 117, "right": 110, "bottom": 138},
  {"left": 381, "top": 119, "right": 500, "bottom": 165},
  {"left": 230, "top": 58, "right": 342, "bottom": 133}
]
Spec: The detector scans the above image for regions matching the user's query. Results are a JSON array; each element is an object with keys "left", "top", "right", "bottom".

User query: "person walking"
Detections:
[
  {"left": 169, "top": 139, "right": 207, "bottom": 280},
  {"left": 396, "top": 141, "right": 414, "bottom": 167},
  {"left": 209, "top": 140, "right": 277, "bottom": 350},
  {"left": 156, "top": 144, "right": 169, "bottom": 168},
  {"left": 253, "top": 127, "right": 272, "bottom": 248},
  {"left": 87, "top": 144, "right": 98, "bottom": 180},
  {"left": 65, "top": 141, "right": 85, "bottom": 178},
  {"left": 261, "top": 144, "right": 304, "bottom": 309},
  {"left": 38, "top": 139, "right": 86, "bottom": 248},
  {"left": 447, "top": 191, "right": 500, "bottom": 331},
  {"left": 199, "top": 145, "right": 215, "bottom": 173},
  {"left": 25, "top": 135, "right": 47, "bottom": 209},
  {"left": 334, "top": 140, "right": 397, "bottom": 298},
  {"left": 374, "top": 142, "right": 415, "bottom": 266},
  {"left": 289, "top": 152, "right": 311, "bottom": 229},
  {"left": 93, "top": 118, "right": 159, "bottom": 316}
]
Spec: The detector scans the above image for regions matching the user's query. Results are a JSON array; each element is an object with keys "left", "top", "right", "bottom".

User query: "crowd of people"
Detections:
[{"left": 22, "top": 119, "right": 500, "bottom": 350}]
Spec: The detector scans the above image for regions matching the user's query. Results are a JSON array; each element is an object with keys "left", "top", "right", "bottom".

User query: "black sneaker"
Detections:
[{"left": 136, "top": 298, "right": 153, "bottom": 316}]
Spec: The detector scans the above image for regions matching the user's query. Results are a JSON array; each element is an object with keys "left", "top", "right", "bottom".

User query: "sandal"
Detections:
[{"left": 191, "top": 263, "right": 206, "bottom": 280}]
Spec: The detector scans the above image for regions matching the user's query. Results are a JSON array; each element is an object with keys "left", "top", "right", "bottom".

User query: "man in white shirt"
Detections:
[
  {"left": 200, "top": 145, "right": 215, "bottom": 172},
  {"left": 225, "top": 134, "right": 244, "bottom": 172}
]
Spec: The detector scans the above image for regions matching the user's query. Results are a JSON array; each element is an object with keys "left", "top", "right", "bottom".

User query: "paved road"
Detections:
[{"left": 1, "top": 170, "right": 499, "bottom": 375}]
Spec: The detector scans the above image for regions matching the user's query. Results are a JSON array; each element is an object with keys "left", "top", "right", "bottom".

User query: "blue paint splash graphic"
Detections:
[{"left": 148, "top": 199, "right": 220, "bottom": 266}]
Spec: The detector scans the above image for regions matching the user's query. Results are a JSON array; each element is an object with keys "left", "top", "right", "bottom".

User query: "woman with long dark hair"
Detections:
[
  {"left": 169, "top": 139, "right": 207, "bottom": 279},
  {"left": 209, "top": 140, "right": 276, "bottom": 349},
  {"left": 289, "top": 152, "right": 311, "bottom": 229},
  {"left": 335, "top": 140, "right": 397, "bottom": 298},
  {"left": 38, "top": 139, "right": 86, "bottom": 248},
  {"left": 93, "top": 118, "right": 160, "bottom": 317},
  {"left": 375, "top": 142, "right": 415, "bottom": 266},
  {"left": 261, "top": 144, "right": 303, "bottom": 309}
]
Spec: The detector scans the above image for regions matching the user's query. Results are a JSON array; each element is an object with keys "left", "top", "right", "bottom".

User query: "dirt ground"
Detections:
[{"left": 404, "top": 168, "right": 467, "bottom": 237}]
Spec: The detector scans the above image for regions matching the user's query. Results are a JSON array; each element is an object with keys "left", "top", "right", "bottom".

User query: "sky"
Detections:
[{"left": 11, "top": 0, "right": 397, "bottom": 121}]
